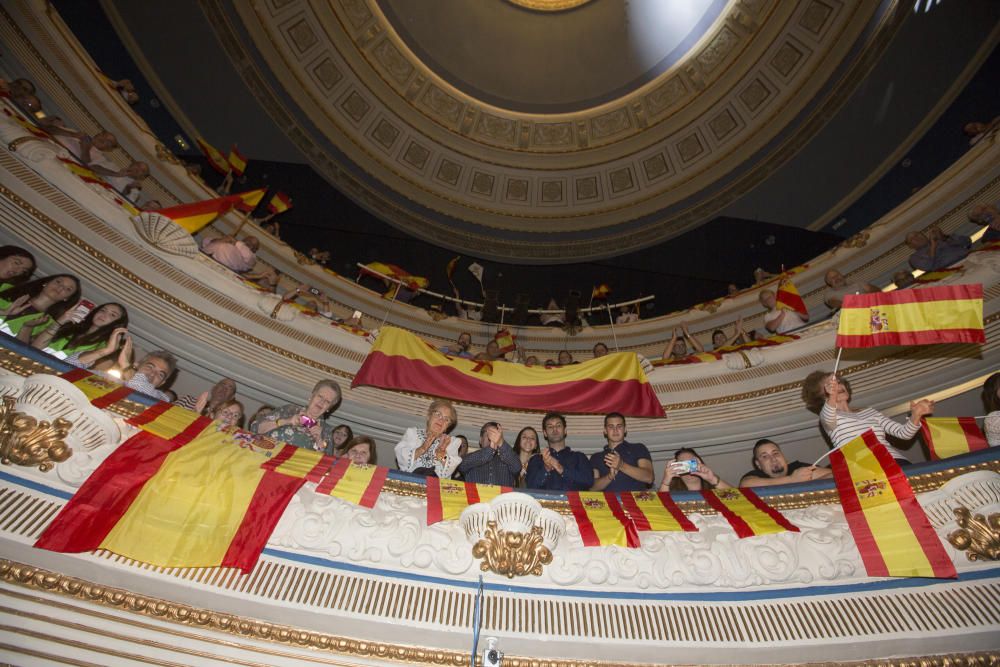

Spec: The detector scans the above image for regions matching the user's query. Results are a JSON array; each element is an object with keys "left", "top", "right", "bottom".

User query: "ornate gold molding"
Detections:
[
  {"left": 0, "top": 396, "right": 73, "bottom": 472},
  {"left": 948, "top": 506, "right": 1000, "bottom": 561},
  {"left": 472, "top": 521, "right": 552, "bottom": 578}
]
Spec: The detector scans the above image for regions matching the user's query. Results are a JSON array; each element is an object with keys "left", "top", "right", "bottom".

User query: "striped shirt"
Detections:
[{"left": 820, "top": 403, "right": 920, "bottom": 462}]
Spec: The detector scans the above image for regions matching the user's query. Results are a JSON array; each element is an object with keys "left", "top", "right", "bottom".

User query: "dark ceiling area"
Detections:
[{"left": 48, "top": 1, "right": 1000, "bottom": 316}]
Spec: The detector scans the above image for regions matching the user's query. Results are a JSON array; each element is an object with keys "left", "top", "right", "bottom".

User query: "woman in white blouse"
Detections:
[{"left": 394, "top": 399, "right": 462, "bottom": 478}]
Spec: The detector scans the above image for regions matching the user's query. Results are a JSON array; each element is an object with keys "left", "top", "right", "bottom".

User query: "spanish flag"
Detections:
[
  {"left": 35, "top": 428, "right": 305, "bottom": 572},
  {"left": 127, "top": 402, "right": 213, "bottom": 442},
  {"left": 701, "top": 488, "right": 798, "bottom": 538},
  {"left": 267, "top": 191, "right": 293, "bottom": 215},
  {"left": 359, "top": 262, "right": 429, "bottom": 292},
  {"left": 652, "top": 352, "right": 721, "bottom": 367},
  {"left": 59, "top": 368, "right": 132, "bottom": 409},
  {"left": 59, "top": 157, "right": 105, "bottom": 185},
  {"left": 837, "top": 284, "right": 984, "bottom": 348},
  {"left": 355, "top": 326, "right": 665, "bottom": 417},
  {"left": 228, "top": 144, "right": 248, "bottom": 176},
  {"left": 196, "top": 137, "right": 231, "bottom": 174},
  {"left": 621, "top": 491, "right": 697, "bottom": 533},
  {"left": 234, "top": 188, "right": 266, "bottom": 213},
  {"left": 920, "top": 417, "right": 988, "bottom": 461},
  {"left": 494, "top": 329, "right": 517, "bottom": 354},
  {"left": 775, "top": 280, "right": 808, "bottom": 319},
  {"left": 261, "top": 444, "right": 333, "bottom": 481},
  {"left": 153, "top": 196, "right": 238, "bottom": 234},
  {"left": 426, "top": 477, "right": 510, "bottom": 525},
  {"left": 567, "top": 492, "right": 639, "bottom": 548},
  {"left": 830, "top": 430, "right": 956, "bottom": 578},
  {"left": 315, "top": 458, "right": 389, "bottom": 508},
  {"left": 716, "top": 333, "right": 798, "bottom": 353},
  {"left": 591, "top": 284, "right": 611, "bottom": 300}
]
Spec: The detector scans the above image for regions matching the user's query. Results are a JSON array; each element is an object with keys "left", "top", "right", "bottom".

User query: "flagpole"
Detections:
[
  {"left": 607, "top": 303, "right": 620, "bottom": 352},
  {"left": 232, "top": 209, "right": 252, "bottom": 237},
  {"left": 378, "top": 286, "right": 400, "bottom": 329},
  {"left": 832, "top": 347, "right": 844, "bottom": 376}
]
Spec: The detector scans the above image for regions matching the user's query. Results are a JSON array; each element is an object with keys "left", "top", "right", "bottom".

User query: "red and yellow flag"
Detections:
[
  {"left": 196, "top": 137, "right": 231, "bottom": 174},
  {"left": 716, "top": 333, "right": 798, "bottom": 353},
  {"left": 359, "top": 262, "right": 429, "bottom": 292},
  {"left": 701, "top": 488, "right": 798, "bottom": 538},
  {"left": 652, "top": 352, "right": 721, "bottom": 367},
  {"left": 267, "top": 191, "right": 293, "bottom": 214},
  {"left": 775, "top": 280, "right": 808, "bottom": 319},
  {"left": 355, "top": 326, "right": 665, "bottom": 417},
  {"left": 920, "top": 417, "right": 988, "bottom": 461},
  {"left": 837, "top": 284, "right": 984, "bottom": 348},
  {"left": 494, "top": 329, "right": 517, "bottom": 354},
  {"left": 59, "top": 368, "right": 132, "bottom": 409},
  {"left": 567, "top": 492, "right": 639, "bottom": 548},
  {"left": 127, "top": 401, "right": 213, "bottom": 442},
  {"left": 59, "top": 157, "right": 104, "bottom": 185},
  {"left": 621, "top": 491, "right": 697, "bottom": 533},
  {"left": 830, "top": 430, "right": 956, "bottom": 578},
  {"left": 425, "top": 477, "right": 510, "bottom": 525},
  {"left": 154, "top": 196, "right": 237, "bottom": 233},
  {"left": 261, "top": 444, "right": 333, "bottom": 481},
  {"left": 36, "top": 428, "right": 304, "bottom": 572},
  {"left": 315, "top": 458, "right": 389, "bottom": 508},
  {"left": 233, "top": 188, "right": 266, "bottom": 212},
  {"left": 228, "top": 144, "right": 248, "bottom": 176},
  {"left": 591, "top": 284, "right": 611, "bottom": 300}
]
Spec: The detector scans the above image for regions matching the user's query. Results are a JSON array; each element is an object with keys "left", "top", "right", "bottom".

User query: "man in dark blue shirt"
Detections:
[
  {"left": 457, "top": 422, "right": 520, "bottom": 486},
  {"left": 525, "top": 412, "right": 592, "bottom": 491},
  {"left": 590, "top": 412, "right": 653, "bottom": 492}
]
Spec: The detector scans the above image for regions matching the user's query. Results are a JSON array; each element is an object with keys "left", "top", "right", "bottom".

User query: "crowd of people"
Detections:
[{"left": 2, "top": 72, "right": 997, "bottom": 497}]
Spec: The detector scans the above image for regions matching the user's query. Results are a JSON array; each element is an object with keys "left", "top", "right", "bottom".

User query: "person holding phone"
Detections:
[
  {"left": 251, "top": 380, "right": 342, "bottom": 452},
  {"left": 659, "top": 448, "right": 731, "bottom": 492}
]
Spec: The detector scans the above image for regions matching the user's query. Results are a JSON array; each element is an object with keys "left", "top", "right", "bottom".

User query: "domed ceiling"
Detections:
[{"left": 193, "top": 0, "right": 904, "bottom": 263}]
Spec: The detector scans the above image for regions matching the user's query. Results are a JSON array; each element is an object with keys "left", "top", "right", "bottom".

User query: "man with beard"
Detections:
[{"left": 739, "top": 439, "right": 831, "bottom": 487}]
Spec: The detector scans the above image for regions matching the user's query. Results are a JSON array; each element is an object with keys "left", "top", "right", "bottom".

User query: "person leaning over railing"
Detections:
[
  {"left": 395, "top": 399, "right": 462, "bottom": 478},
  {"left": 252, "top": 380, "right": 342, "bottom": 452},
  {"left": 658, "top": 447, "right": 731, "bottom": 492},
  {"left": 211, "top": 399, "right": 244, "bottom": 430},
  {"left": 32, "top": 302, "right": 128, "bottom": 360},
  {"left": 0, "top": 246, "right": 36, "bottom": 289},
  {"left": 802, "top": 370, "right": 934, "bottom": 466},
  {"left": 0, "top": 274, "right": 81, "bottom": 344}
]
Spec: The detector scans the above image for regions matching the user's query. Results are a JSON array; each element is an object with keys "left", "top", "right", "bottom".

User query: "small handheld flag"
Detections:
[
  {"left": 196, "top": 138, "right": 231, "bottom": 175},
  {"left": 228, "top": 144, "right": 248, "bottom": 176}
]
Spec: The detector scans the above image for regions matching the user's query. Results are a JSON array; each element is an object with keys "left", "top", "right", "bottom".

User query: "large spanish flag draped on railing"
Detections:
[
  {"left": 836, "top": 284, "right": 984, "bottom": 348},
  {"left": 354, "top": 326, "right": 665, "bottom": 417},
  {"left": 36, "top": 426, "right": 305, "bottom": 573},
  {"left": 829, "top": 430, "right": 956, "bottom": 578}
]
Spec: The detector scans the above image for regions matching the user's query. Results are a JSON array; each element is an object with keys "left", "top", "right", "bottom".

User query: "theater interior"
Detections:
[{"left": 0, "top": 0, "right": 998, "bottom": 665}]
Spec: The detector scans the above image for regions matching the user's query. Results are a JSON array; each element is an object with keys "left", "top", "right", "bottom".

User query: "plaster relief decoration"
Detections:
[
  {"left": 461, "top": 493, "right": 564, "bottom": 578},
  {"left": 131, "top": 212, "right": 200, "bottom": 257}
]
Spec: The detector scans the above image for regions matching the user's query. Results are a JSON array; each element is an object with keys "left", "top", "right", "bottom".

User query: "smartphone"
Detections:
[
  {"left": 307, "top": 286, "right": 322, "bottom": 296},
  {"left": 671, "top": 459, "right": 698, "bottom": 474},
  {"left": 351, "top": 310, "right": 363, "bottom": 320},
  {"left": 67, "top": 299, "right": 95, "bottom": 323}
]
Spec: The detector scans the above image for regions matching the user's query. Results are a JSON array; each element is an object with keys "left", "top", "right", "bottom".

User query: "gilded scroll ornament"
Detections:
[
  {"left": 472, "top": 520, "right": 552, "bottom": 578},
  {"left": 0, "top": 396, "right": 73, "bottom": 472},
  {"left": 947, "top": 506, "right": 1000, "bottom": 561}
]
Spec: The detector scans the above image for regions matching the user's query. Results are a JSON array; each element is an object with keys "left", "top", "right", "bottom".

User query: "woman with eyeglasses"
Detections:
[{"left": 394, "top": 399, "right": 461, "bottom": 478}]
